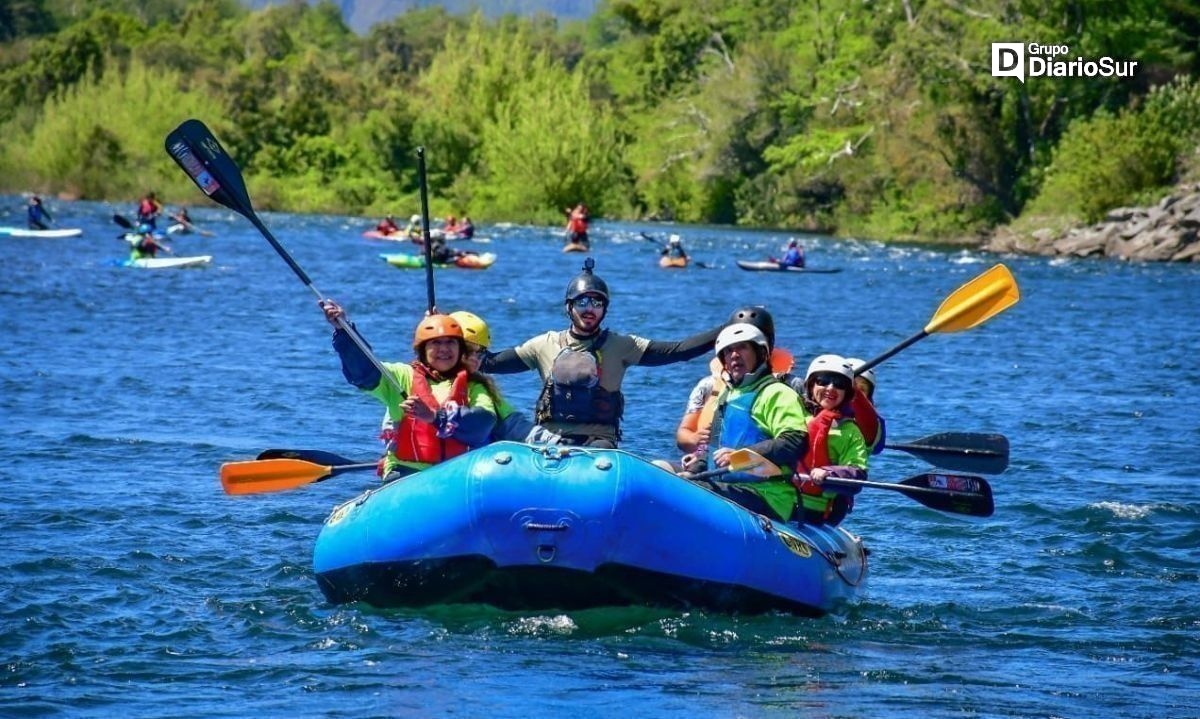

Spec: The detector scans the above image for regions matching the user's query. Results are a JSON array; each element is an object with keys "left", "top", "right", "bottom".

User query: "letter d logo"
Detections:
[{"left": 991, "top": 42, "right": 1024, "bottom": 82}]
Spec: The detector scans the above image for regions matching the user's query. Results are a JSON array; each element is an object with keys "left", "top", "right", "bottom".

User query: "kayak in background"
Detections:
[
  {"left": 562, "top": 242, "right": 589, "bottom": 253},
  {"left": 736, "top": 260, "right": 842, "bottom": 274},
  {"left": 380, "top": 252, "right": 496, "bottom": 270},
  {"left": 362, "top": 229, "right": 411, "bottom": 241},
  {"left": 119, "top": 255, "right": 213, "bottom": 269},
  {"left": 0, "top": 226, "right": 83, "bottom": 238},
  {"left": 659, "top": 255, "right": 688, "bottom": 269}
]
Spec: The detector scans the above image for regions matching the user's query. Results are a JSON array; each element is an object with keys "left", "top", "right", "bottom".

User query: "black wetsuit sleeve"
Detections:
[
  {"left": 638, "top": 325, "right": 722, "bottom": 367},
  {"left": 480, "top": 347, "right": 532, "bottom": 374},
  {"left": 747, "top": 428, "right": 807, "bottom": 470}
]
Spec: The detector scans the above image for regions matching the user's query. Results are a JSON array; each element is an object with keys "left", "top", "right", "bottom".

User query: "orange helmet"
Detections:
[{"left": 412, "top": 314, "right": 464, "bottom": 350}]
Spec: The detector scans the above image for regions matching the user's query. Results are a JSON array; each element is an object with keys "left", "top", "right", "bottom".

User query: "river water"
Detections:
[{"left": 1, "top": 196, "right": 1197, "bottom": 718}]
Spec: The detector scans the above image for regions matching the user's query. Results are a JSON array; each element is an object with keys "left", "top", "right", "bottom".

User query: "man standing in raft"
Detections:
[{"left": 481, "top": 258, "right": 722, "bottom": 448}]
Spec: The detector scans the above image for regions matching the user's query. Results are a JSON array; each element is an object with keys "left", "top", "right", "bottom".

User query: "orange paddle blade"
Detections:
[
  {"left": 769, "top": 347, "right": 794, "bottom": 374},
  {"left": 727, "top": 449, "right": 782, "bottom": 477},
  {"left": 219, "top": 458, "right": 333, "bottom": 495},
  {"left": 925, "top": 264, "right": 1019, "bottom": 334}
]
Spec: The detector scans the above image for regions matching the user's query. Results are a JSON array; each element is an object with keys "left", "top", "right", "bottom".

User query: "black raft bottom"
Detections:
[{"left": 316, "top": 555, "right": 824, "bottom": 617}]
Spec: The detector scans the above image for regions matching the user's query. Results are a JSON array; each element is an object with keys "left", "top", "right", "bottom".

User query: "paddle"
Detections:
[
  {"left": 823, "top": 472, "right": 994, "bottom": 517},
  {"left": 886, "top": 432, "right": 1009, "bottom": 474},
  {"left": 256, "top": 448, "right": 366, "bottom": 465},
  {"left": 220, "top": 457, "right": 378, "bottom": 495},
  {"left": 855, "top": 264, "right": 1019, "bottom": 375},
  {"left": 164, "top": 119, "right": 406, "bottom": 398},
  {"left": 686, "top": 448, "right": 782, "bottom": 481},
  {"left": 112, "top": 213, "right": 134, "bottom": 229},
  {"left": 415, "top": 147, "right": 437, "bottom": 313}
]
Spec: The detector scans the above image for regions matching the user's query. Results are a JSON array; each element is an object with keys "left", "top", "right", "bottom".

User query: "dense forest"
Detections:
[{"left": 1, "top": 0, "right": 1198, "bottom": 241}]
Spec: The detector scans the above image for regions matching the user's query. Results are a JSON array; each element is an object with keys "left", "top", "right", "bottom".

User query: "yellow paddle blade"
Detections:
[
  {"left": 219, "top": 458, "right": 332, "bottom": 495},
  {"left": 727, "top": 449, "right": 782, "bottom": 477},
  {"left": 925, "top": 264, "right": 1019, "bottom": 334}
]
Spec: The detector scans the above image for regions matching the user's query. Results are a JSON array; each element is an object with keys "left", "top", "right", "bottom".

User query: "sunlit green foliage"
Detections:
[{"left": 0, "top": 0, "right": 1197, "bottom": 238}]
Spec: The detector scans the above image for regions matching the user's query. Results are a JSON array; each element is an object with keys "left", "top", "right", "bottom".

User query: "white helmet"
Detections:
[
  {"left": 410, "top": 214, "right": 421, "bottom": 224},
  {"left": 715, "top": 323, "right": 769, "bottom": 358},
  {"left": 846, "top": 357, "right": 876, "bottom": 389},
  {"left": 668, "top": 234, "right": 681, "bottom": 245},
  {"left": 805, "top": 353, "right": 854, "bottom": 383}
]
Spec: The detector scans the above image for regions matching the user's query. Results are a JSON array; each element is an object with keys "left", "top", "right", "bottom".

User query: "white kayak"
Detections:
[
  {"left": 0, "top": 226, "right": 83, "bottom": 238},
  {"left": 121, "top": 255, "right": 212, "bottom": 269}
]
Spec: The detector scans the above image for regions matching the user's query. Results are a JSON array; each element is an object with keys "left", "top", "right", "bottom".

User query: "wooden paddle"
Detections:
[
  {"left": 887, "top": 432, "right": 1009, "bottom": 474},
  {"left": 220, "top": 458, "right": 378, "bottom": 495},
  {"left": 163, "top": 119, "right": 406, "bottom": 399},
  {"left": 855, "top": 263, "right": 1019, "bottom": 375}
]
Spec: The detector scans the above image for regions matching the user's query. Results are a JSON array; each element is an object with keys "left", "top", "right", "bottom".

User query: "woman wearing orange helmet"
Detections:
[{"left": 320, "top": 301, "right": 498, "bottom": 482}]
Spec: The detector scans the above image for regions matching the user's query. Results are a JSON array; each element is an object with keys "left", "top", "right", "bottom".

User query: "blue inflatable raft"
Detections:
[{"left": 313, "top": 442, "right": 868, "bottom": 616}]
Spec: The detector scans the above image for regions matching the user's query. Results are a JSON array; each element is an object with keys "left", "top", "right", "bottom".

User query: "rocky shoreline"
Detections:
[{"left": 982, "top": 184, "right": 1200, "bottom": 262}]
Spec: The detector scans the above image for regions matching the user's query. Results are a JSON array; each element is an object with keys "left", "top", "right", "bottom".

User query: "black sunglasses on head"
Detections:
[{"left": 811, "top": 372, "right": 852, "bottom": 391}]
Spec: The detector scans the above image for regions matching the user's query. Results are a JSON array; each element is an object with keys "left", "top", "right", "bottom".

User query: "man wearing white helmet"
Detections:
[
  {"left": 795, "top": 354, "right": 869, "bottom": 524},
  {"left": 682, "top": 322, "right": 809, "bottom": 523},
  {"left": 661, "top": 234, "right": 688, "bottom": 261},
  {"left": 846, "top": 357, "right": 885, "bottom": 453}
]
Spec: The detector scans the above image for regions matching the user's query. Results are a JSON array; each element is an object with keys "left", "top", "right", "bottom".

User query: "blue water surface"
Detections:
[{"left": 1, "top": 196, "right": 1197, "bottom": 718}]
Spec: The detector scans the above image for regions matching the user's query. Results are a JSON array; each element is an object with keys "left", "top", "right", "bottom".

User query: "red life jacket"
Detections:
[
  {"left": 799, "top": 408, "right": 840, "bottom": 474},
  {"left": 851, "top": 393, "right": 880, "bottom": 447},
  {"left": 391, "top": 364, "right": 471, "bottom": 465},
  {"left": 567, "top": 213, "right": 587, "bottom": 234}
]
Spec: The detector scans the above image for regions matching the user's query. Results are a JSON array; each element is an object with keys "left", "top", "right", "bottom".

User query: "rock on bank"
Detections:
[{"left": 983, "top": 184, "right": 1200, "bottom": 262}]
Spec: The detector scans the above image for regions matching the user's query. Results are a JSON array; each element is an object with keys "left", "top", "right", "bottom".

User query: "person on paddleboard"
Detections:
[
  {"left": 564, "top": 202, "right": 589, "bottom": 248},
  {"left": 26, "top": 196, "right": 52, "bottom": 230},
  {"left": 136, "top": 192, "right": 163, "bottom": 230},
  {"left": 130, "top": 226, "right": 171, "bottom": 260},
  {"left": 792, "top": 354, "right": 869, "bottom": 525},
  {"left": 678, "top": 323, "right": 809, "bottom": 523},
  {"left": 778, "top": 239, "right": 805, "bottom": 268},
  {"left": 319, "top": 304, "right": 498, "bottom": 483},
  {"left": 480, "top": 258, "right": 722, "bottom": 448},
  {"left": 404, "top": 214, "right": 423, "bottom": 241}
]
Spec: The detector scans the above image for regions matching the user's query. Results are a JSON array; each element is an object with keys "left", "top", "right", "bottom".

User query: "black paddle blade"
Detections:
[
  {"left": 900, "top": 473, "right": 994, "bottom": 517},
  {"left": 889, "top": 432, "right": 1010, "bottom": 474},
  {"left": 256, "top": 448, "right": 366, "bottom": 466},
  {"left": 164, "top": 119, "right": 254, "bottom": 220},
  {"left": 112, "top": 213, "right": 133, "bottom": 229}
]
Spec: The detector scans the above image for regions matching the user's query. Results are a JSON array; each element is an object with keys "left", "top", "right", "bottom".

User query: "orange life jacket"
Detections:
[{"left": 391, "top": 364, "right": 471, "bottom": 465}]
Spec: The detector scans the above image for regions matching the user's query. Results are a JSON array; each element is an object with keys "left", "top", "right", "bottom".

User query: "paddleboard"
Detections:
[
  {"left": 562, "top": 242, "right": 589, "bottom": 253},
  {"left": 0, "top": 226, "right": 83, "bottom": 238},
  {"left": 121, "top": 255, "right": 212, "bottom": 269},
  {"left": 736, "top": 260, "right": 842, "bottom": 274},
  {"left": 380, "top": 252, "right": 496, "bottom": 270}
]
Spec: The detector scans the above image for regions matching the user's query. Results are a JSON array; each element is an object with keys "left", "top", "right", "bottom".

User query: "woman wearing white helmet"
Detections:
[
  {"left": 680, "top": 323, "right": 809, "bottom": 523},
  {"left": 845, "top": 357, "right": 885, "bottom": 453},
  {"left": 795, "top": 353, "right": 869, "bottom": 525}
]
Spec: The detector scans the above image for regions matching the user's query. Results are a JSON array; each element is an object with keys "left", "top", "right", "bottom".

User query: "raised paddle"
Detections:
[
  {"left": 256, "top": 448, "right": 367, "bottom": 465},
  {"left": 855, "top": 263, "right": 1019, "bottom": 376},
  {"left": 822, "top": 472, "right": 995, "bottom": 518},
  {"left": 220, "top": 458, "right": 378, "bottom": 495},
  {"left": 639, "top": 231, "right": 713, "bottom": 269},
  {"left": 886, "top": 432, "right": 1009, "bottom": 474},
  {"left": 112, "top": 213, "right": 134, "bottom": 229},
  {"left": 164, "top": 119, "right": 406, "bottom": 399},
  {"left": 415, "top": 147, "right": 436, "bottom": 313}
]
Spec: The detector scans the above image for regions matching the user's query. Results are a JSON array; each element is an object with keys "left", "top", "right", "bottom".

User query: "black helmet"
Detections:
[
  {"left": 728, "top": 305, "right": 775, "bottom": 350},
  {"left": 564, "top": 257, "right": 610, "bottom": 303}
]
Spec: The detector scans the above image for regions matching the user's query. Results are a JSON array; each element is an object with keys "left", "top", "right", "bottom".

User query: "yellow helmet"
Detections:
[{"left": 449, "top": 311, "right": 490, "bottom": 350}]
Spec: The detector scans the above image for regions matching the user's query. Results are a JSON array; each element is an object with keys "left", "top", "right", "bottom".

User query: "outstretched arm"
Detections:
[
  {"left": 638, "top": 325, "right": 722, "bottom": 366},
  {"left": 480, "top": 347, "right": 532, "bottom": 374}
]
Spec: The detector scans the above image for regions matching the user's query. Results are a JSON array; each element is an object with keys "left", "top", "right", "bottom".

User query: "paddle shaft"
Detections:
[
  {"left": 854, "top": 329, "right": 924, "bottom": 376},
  {"left": 164, "top": 119, "right": 404, "bottom": 398},
  {"left": 417, "top": 147, "right": 436, "bottom": 313}
]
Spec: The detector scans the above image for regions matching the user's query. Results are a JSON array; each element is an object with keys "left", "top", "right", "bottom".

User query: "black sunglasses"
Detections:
[{"left": 811, "top": 373, "right": 852, "bottom": 391}]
